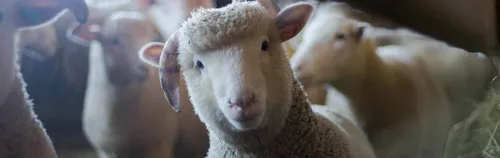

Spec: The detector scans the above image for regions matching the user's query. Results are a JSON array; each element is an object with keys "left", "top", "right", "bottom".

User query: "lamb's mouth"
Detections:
[
  {"left": 233, "top": 110, "right": 260, "bottom": 122},
  {"left": 226, "top": 104, "right": 265, "bottom": 130}
]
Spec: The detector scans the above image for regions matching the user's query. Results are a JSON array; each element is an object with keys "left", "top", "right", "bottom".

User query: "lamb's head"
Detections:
[
  {"left": 69, "top": 11, "right": 158, "bottom": 86},
  {"left": 139, "top": 0, "right": 313, "bottom": 134},
  {"left": 290, "top": 17, "right": 368, "bottom": 89}
]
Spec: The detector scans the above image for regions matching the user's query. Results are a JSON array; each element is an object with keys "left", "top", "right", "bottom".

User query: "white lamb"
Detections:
[
  {"left": 290, "top": 17, "right": 453, "bottom": 158},
  {"left": 0, "top": 0, "right": 88, "bottom": 157},
  {"left": 67, "top": 11, "right": 208, "bottom": 158},
  {"left": 138, "top": 0, "right": 372, "bottom": 157}
]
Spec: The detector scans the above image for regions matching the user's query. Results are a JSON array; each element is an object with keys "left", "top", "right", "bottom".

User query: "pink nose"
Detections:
[{"left": 228, "top": 93, "right": 256, "bottom": 109}]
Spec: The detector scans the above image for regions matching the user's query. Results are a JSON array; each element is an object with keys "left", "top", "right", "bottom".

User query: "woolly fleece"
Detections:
[{"left": 207, "top": 80, "right": 352, "bottom": 158}]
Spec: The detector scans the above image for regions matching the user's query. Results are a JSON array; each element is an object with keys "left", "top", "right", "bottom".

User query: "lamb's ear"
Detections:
[
  {"left": 159, "top": 31, "right": 182, "bottom": 113},
  {"left": 139, "top": 42, "right": 164, "bottom": 67},
  {"left": 273, "top": 2, "right": 313, "bottom": 42}
]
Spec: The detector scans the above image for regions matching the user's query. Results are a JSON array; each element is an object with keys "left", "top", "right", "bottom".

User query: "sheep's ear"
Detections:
[
  {"left": 20, "top": 0, "right": 89, "bottom": 24},
  {"left": 66, "top": 23, "right": 101, "bottom": 47},
  {"left": 139, "top": 42, "right": 164, "bottom": 67},
  {"left": 159, "top": 31, "right": 182, "bottom": 113},
  {"left": 273, "top": 2, "right": 313, "bottom": 42}
]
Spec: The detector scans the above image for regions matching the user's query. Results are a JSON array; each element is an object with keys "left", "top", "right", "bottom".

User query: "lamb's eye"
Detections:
[
  {"left": 196, "top": 60, "right": 204, "bottom": 69},
  {"left": 261, "top": 40, "right": 269, "bottom": 51},
  {"left": 335, "top": 33, "right": 345, "bottom": 40}
]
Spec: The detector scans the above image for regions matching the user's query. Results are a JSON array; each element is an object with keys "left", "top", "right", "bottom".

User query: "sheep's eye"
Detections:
[
  {"left": 0, "top": 12, "right": 3, "bottom": 24},
  {"left": 261, "top": 40, "right": 269, "bottom": 51},
  {"left": 196, "top": 60, "right": 204, "bottom": 69},
  {"left": 335, "top": 33, "right": 345, "bottom": 40}
]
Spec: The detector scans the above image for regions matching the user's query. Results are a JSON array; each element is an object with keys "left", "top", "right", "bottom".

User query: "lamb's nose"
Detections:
[{"left": 228, "top": 92, "right": 256, "bottom": 109}]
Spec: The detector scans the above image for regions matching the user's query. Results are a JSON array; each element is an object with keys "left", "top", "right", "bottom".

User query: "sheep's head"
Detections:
[
  {"left": 139, "top": 0, "right": 313, "bottom": 133},
  {"left": 290, "top": 17, "right": 367, "bottom": 89},
  {"left": 68, "top": 11, "right": 157, "bottom": 86}
]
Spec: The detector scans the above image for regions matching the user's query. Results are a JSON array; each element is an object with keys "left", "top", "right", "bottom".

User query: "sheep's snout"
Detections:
[
  {"left": 228, "top": 92, "right": 256, "bottom": 109},
  {"left": 223, "top": 88, "right": 265, "bottom": 131}
]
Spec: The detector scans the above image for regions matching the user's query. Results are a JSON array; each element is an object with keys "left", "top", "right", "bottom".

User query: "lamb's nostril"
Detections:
[{"left": 228, "top": 93, "right": 256, "bottom": 109}]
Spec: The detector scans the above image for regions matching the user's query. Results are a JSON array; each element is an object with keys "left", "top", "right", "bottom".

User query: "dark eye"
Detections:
[
  {"left": 261, "top": 40, "right": 269, "bottom": 51},
  {"left": 196, "top": 60, "right": 204, "bottom": 69},
  {"left": 335, "top": 33, "right": 345, "bottom": 40}
]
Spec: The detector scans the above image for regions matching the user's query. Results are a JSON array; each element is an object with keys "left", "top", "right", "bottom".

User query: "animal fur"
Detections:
[{"left": 207, "top": 81, "right": 352, "bottom": 157}]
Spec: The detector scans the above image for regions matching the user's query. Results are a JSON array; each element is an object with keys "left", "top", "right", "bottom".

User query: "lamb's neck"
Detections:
[
  {"left": 207, "top": 81, "right": 342, "bottom": 157},
  {"left": 86, "top": 42, "right": 142, "bottom": 107},
  {"left": 330, "top": 47, "right": 417, "bottom": 137}
]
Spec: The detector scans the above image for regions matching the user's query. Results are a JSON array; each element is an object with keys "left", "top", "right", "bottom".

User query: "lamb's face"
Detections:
[
  {"left": 180, "top": 32, "right": 295, "bottom": 132},
  {"left": 138, "top": 1, "right": 313, "bottom": 136},
  {"left": 97, "top": 12, "right": 155, "bottom": 85},
  {"left": 290, "top": 17, "right": 365, "bottom": 89}
]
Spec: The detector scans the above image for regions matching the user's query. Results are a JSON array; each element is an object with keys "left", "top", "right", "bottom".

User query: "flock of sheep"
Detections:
[{"left": 0, "top": 0, "right": 497, "bottom": 158}]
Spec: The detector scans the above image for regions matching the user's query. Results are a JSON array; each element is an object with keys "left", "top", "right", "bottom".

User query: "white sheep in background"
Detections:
[
  {"left": 0, "top": 0, "right": 88, "bottom": 157},
  {"left": 282, "top": 0, "right": 401, "bottom": 105},
  {"left": 284, "top": 0, "right": 399, "bottom": 58},
  {"left": 290, "top": 17, "right": 453, "bottom": 158},
  {"left": 67, "top": 11, "right": 208, "bottom": 158},
  {"left": 319, "top": 1, "right": 496, "bottom": 124},
  {"left": 138, "top": 0, "right": 376, "bottom": 157}
]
